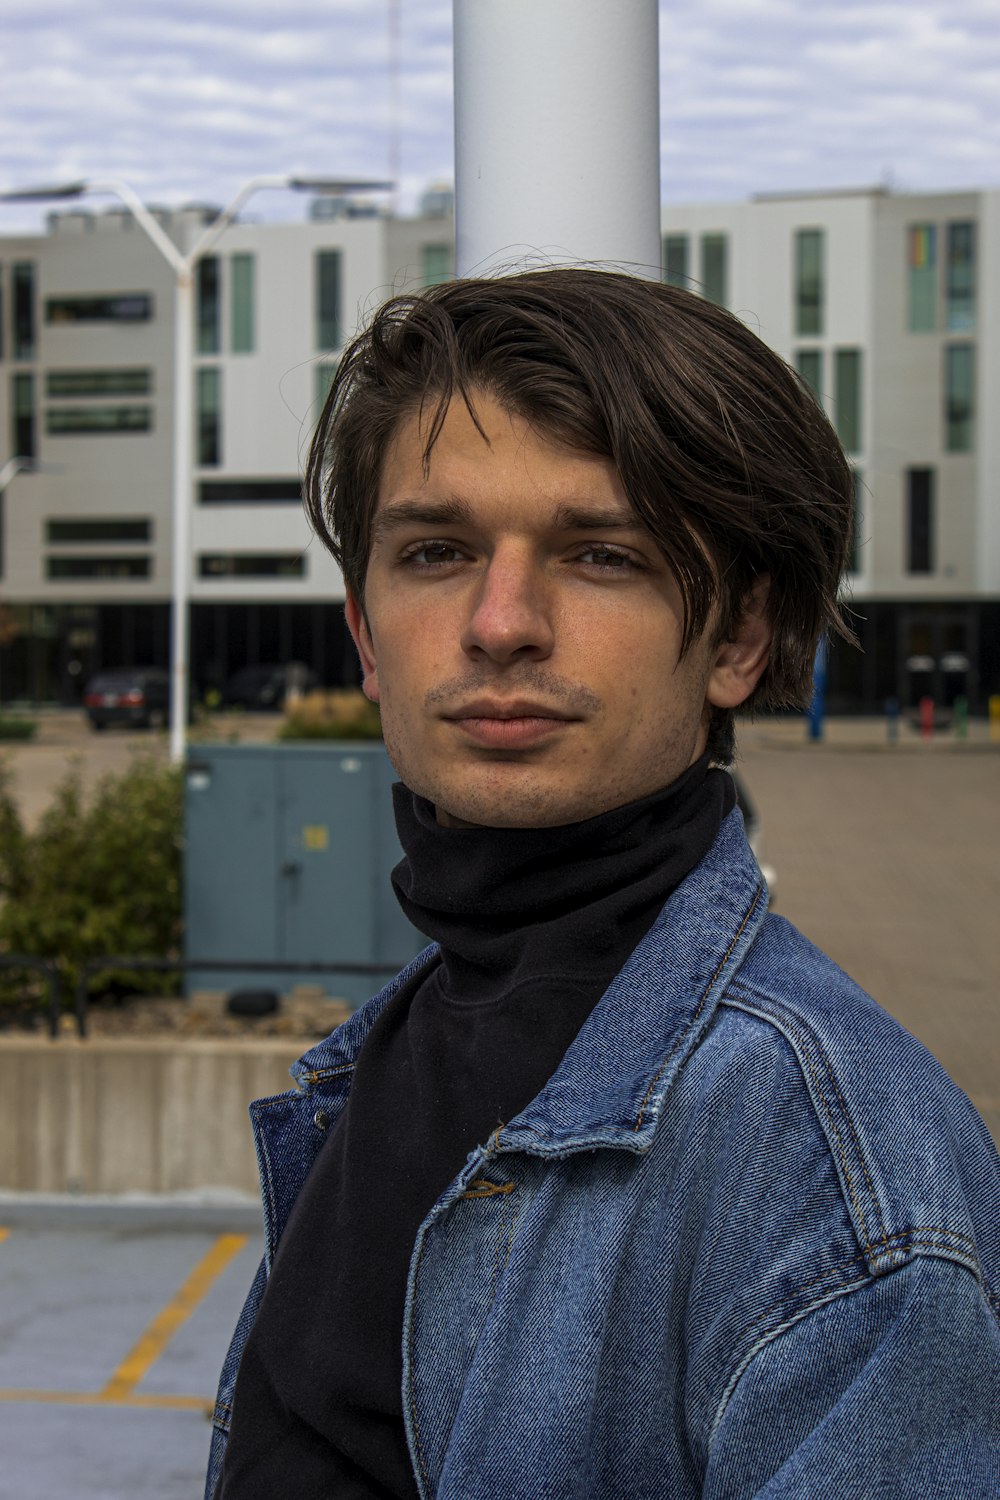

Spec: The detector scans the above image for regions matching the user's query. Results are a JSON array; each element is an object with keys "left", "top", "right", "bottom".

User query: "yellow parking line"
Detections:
[
  {"left": 99, "top": 1233, "right": 247, "bottom": 1403},
  {"left": 0, "top": 1388, "right": 211, "bottom": 1412}
]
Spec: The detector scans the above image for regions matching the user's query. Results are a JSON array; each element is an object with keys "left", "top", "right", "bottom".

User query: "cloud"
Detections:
[{"left": 0, "top": 0, "right": 996, "bottom": 234}]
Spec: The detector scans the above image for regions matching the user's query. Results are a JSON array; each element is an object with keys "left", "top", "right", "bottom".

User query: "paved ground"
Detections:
[
  {"left": 0, "top": 708, "right": 997, "bottom": 1497},
  {"left": 0, "top": 709, "right": 281, "bottom": 831},
  {"left": 0, "top": 1216, "right": 262, "bottom": 1500}
]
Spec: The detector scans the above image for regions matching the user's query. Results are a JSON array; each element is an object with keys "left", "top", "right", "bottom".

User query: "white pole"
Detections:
[
  {"left": 453, "top": 0, "right": 661, "bottom": 279},
  {"left": 169, "top": 268, "right": 193, "bottom": 764}
]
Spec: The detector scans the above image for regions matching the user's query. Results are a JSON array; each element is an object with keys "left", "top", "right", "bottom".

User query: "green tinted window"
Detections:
[
  {"left": 944, "top": 343, "right": 975, "bottom": 452},
  {"left": 795, "top": 229, "right": 824, "bottom": 337},
  {"left": 197, "top": 368, "right": 221, "bottom": 466},
  {"left": 906, "top": 224, "right": 937, "bottom": 332},
  {"left": 700, "top": 234, "right": 727, "bottom": 306},
  {"left": 316, "top": 250, "right": 342, "bottom": 350},
  {"left": 662, "top": 235, "right": 688, "bottom": 289},
  {"left": 231, "top": 253, "right": 255, "bottom": 353},
  {"left": 794, "top": 348, "right": 823, "bottom": 401},
  {"left": 945, "top": 222, "right": 975, "bottom": 333},
  {"left": 47, "top": 368, "right": 152, "bottom": 397},
  {"left": 834, "top": 349, "right": 862, "bottom": 454}
]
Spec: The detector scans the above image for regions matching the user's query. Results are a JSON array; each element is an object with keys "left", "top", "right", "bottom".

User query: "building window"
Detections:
[
  {"left": 197, "top": 368, "right": 221, "bottom": 466},
  {"left": 13, "top": 262, "right": 35, "bottom": 359},
  {"left": 230, "top": 253, "right": 255, "bottom": 353},
  {"left": 198, "top": 553, "right": 306, "bottom": 578},
  {"left": 315, "top": 361, "right": 336, "bottom": 412},
  {"left": 46, "top": 555, "right": 151, "bottom": 580},
  {"left": 907, "top": 224, "right": 937, "bottom": 332},
  {"left": 316, "top": 250, "right": 342, "bottom": 351},
  {"left": 834, "top": 348, "right": 862, "bottom": 454},
  {"left": 945, "top": 222, "right": 975, "bottom": 332},
  {"left": 198, "top": 479, "right": 302, "bottom": 504},
  {"left": 197, "top": 257, "right": 220, "bottom": 354},
  {"left": 700, "top": 234, "right": 728, "bottom": 306},
  {"left": 421, "top": 244, "right": 452, "bottom": 286},
  {"left": 45, "top": 293, "right": 153, "bottom": 324},
  {"left": 794, "top": 348, "right": 823, "bottom": 401},
  {"left": 46, "top": 368, "right": 152, "bottom": 397},
  {"left": 662, "top": 235, "right": 689, "bottom": 289},
  {"left": 11, "top": 372, "right": 35, "bottom": 459},
  {"left": 906, "top": 468, "right": 934, "bottom": 574},
  {"left": 944, "top": 343, "right": 975, "bottom": 453},
  {"left": 46, "top": 405, "right": 152, "bottom": 435},
  {"left": 795, "top": 229, "right": 824, "bottom": 337},
  {"left": 47, "top": 518, "right": 151, "bottom": 543},
  {"left": 849, "top": 469, "right": 864, "bottom": 574}
]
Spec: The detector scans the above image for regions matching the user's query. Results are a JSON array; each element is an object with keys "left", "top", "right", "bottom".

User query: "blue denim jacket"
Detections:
[{"left": 207, "top": 810, "right": 1000, "bottom": 1498}]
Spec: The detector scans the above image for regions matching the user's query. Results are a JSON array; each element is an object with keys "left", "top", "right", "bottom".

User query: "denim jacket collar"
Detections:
[{"left": 290, "top": 808, "right": 767, "bottom": 1155}]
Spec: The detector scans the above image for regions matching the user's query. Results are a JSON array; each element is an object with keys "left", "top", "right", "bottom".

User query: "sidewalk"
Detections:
[
  {"left": 0, "top": 1206, "right": 262, "bottom": 1500},
  {"left": 741, "top": 713, "right": 999, "bottom": 753}
]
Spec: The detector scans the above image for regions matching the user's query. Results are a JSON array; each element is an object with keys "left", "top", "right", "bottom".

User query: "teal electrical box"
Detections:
[{"left": 184, "top": 743, "right": 427, "bottom": 1009}]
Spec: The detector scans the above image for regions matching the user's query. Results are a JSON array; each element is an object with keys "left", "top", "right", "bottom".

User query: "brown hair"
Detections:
[{"left": 305, "top": 269, "right": 855, "bottom": 762}]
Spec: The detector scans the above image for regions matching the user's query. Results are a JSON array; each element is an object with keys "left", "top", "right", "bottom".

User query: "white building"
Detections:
[
  {"left": 661, "top": 186, "right": 1000, "bottom": 712},
  {"left": 1, "top": 184, "right": 997, "bottom": 713},
  {"left": 0, "top": 194, "right": 454, "bottom": 704}
]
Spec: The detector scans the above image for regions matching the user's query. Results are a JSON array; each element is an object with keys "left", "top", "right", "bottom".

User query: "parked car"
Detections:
[
  {"left": 83, "top": 668, "right": 170, "bottom": 731},
  {"left": 220, "top": 662, "right": 319, "bottom": 711}
]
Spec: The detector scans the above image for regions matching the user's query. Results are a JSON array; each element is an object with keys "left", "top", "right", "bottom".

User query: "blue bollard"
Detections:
[{"left": 885, "top": 696, "right": 899, "bottom": 744}]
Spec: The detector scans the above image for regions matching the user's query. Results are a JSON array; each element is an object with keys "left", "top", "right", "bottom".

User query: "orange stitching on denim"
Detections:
[
  {"left": 786, "top": 1038, "right": 875, "bottom": 1251},
  {"left": 298, "top": 1064, "right": 354, "bottom": 1086},
  {"left": 460, "top": 1180, "right": 516, "bottom": 1199},
  {"left": 755, "top": 1238, "right": 986, "bottom": 1334},
  {"left": 721, "top": 989, "right": 878, "bottom": 1253},
  {"left": 633, "top": 881, "right": 764, "bottom": 1132},
  {"left": 826, "top": 1065, "right": 892, "bottom": 1259}
]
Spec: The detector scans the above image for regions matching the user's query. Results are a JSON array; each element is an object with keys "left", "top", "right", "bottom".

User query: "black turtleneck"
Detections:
[{"left": 218, "top": 759, "right": 735, "bottom": 1500}]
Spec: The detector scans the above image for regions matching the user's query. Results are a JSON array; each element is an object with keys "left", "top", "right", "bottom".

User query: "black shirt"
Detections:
[{"left": 218, "top": 758, "right": 735, "bottom": 1499}]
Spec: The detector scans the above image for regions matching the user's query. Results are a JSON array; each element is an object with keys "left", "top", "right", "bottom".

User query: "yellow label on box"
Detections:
[{"left": 303, "top": 825, "right": 329, "bottom": 851}]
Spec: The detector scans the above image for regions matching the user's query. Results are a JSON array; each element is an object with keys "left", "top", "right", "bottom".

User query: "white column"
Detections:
[{"left": 453, "top": 0, "right": 661, "bottom": 279}]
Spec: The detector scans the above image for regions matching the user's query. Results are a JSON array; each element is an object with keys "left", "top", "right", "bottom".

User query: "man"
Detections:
[{"left": 208, "top": 271, "right": 999, "bottom": 1499}]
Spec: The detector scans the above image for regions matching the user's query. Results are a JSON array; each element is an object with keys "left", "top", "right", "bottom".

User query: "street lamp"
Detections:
[{"left": 0, "top": 174, "right": 392, "bottom": 761}]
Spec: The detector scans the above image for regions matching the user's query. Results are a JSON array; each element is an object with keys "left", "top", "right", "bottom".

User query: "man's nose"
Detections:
[{"left": 460, "top": 549, "right": 555, "bottom": 663}]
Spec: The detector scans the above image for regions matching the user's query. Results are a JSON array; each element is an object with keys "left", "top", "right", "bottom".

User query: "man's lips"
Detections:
[{"left": 442, "top": 700, "right": 580, "bottom": 749}]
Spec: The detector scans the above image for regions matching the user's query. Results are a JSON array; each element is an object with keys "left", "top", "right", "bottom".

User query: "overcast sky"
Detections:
[{"left": 1, "top": 0, "right": 998, "bottom": 233}]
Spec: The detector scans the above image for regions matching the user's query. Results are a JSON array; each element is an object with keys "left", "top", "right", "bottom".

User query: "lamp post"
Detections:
[{"left": 0, "top": 174, "right": 392, "bottom": 761}]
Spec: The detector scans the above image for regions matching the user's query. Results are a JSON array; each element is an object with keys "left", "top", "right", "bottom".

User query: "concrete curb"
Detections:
[{"left": 0, "top": 1190, "right": 263, "bottom": 1232}]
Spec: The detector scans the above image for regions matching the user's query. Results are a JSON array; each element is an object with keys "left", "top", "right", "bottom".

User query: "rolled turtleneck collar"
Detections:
[{"left": 391, "top": 755, "right": 736, "bottom": 1006}]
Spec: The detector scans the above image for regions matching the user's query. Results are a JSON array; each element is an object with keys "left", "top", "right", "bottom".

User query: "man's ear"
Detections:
[
  {"left": 705, "top": 575, "right": 772, "bottom": 710},
  {"left": 345, "top": 591, "right": 380, "bottom": 704}
]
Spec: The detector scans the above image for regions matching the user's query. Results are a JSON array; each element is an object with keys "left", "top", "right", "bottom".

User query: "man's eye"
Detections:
[
  {"left": 578, "top": 546, "right": 637, "bottom": 571},
  {"left": 401, "top": 541, "right": 463, "bottom": 567}
]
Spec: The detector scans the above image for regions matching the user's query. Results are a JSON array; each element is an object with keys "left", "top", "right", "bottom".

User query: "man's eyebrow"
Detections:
[
  {"left": 551, "top": 503, "right": 643, "bottom": 532},
  {"left": 372, "top": 497, "right": 473, "bottom": 543}
]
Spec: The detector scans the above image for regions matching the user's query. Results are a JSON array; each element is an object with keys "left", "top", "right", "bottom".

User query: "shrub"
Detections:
[
  {"left": 279, "top": 688, "right": 382, "bottom": 741},
  {"left": 0, "top": 756, "right": 183, "bottom": 1010},
  {"left": 0, "top": 717, "right": 37, "bottom": 742}
]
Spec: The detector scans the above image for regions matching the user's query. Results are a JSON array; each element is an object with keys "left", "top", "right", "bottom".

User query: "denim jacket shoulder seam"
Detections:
[
  {"left": 721, "top": 987, "right": 986, "bottom": 1278},
  {"left": 721, "top": 988, "right": 891, "bottom": 1260}
]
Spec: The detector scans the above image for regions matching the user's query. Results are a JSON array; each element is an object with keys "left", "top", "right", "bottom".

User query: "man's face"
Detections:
[{"left": 347, "top": 392, "right": 743, "bottom": 829}]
